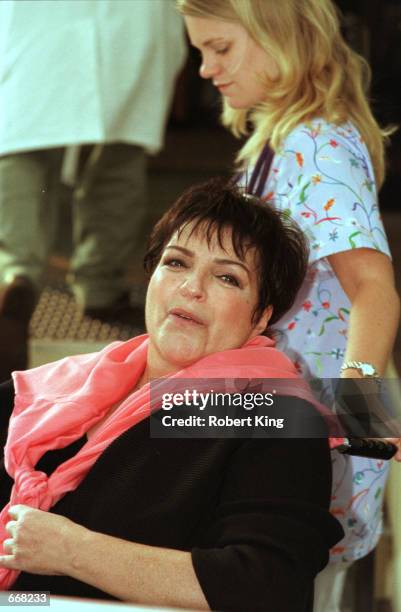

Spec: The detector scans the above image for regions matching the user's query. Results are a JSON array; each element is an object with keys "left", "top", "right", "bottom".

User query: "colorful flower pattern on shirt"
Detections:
[{"left": 249, "top": 120, "right": 391, "bottom": 562}]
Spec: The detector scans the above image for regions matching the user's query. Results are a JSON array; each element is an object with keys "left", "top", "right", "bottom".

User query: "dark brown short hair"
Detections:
[{"left": 144, "top": 178, "right": 309, "bottom": 329}]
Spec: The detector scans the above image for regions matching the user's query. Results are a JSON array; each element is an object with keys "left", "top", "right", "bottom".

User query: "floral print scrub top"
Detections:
[{"left": 249, "top": 119, "right": 391, "bottom": 562}]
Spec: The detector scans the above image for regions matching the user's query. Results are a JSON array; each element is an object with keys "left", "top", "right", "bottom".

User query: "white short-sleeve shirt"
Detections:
[{"left": 0, "top": 0, "right": 186, "bottom": 155}]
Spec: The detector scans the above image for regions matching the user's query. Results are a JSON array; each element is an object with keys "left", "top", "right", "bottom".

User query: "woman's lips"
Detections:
[
  {"left": 215, "top": 82, "right": 233, "bottom": 92},
  {"left": 169, "top": 308, "right": 205, "bottom": 326}
]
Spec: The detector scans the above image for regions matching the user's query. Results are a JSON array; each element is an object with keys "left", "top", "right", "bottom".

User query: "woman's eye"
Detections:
[
  {"left": 219, "top": 274, "right": 240, "bottom": 287},
  {"left": 215, "top": 46, "right": 230, "bottom": 55},
  {"left": 163, "top": 258, "right": 185, "bottom": 269}
]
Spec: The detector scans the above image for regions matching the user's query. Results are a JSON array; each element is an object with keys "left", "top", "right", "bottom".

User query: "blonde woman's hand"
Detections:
[
  {"left": 0, "top": 504, "right": 83, "bottom": 575},
  {"left": 385, "top": 439, "right": 401, "bottom": 462}
]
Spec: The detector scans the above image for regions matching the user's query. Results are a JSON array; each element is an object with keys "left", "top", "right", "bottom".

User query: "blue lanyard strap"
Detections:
[{"left": 246, "top": 142, "right": 274, "bottom": 198}]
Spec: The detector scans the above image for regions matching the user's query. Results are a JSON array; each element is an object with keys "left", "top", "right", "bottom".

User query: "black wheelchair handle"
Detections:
[{"left": 336, "top": 438, "right": 398, "bottom": 460}]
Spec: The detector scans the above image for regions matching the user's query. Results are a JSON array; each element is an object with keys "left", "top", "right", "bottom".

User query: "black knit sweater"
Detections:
[{"left": 0, "top": 380, "right": 343, "bottom": 611}]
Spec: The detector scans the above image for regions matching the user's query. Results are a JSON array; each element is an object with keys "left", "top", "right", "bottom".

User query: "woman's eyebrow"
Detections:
[
  {"left": 193, "top": 37, "right": 227, "bottom": 49},
  {"left": 165, "top": 247, "right": 250, "bottom": 276},
  {"left": 214, "top": 258, "right": 250, "bottom": 276},
  {"left": 165, "top": 245, "right": 194, "bottom": 256},
  {"left": 204, "top": 37, "right": 227, "bottom": 47}
]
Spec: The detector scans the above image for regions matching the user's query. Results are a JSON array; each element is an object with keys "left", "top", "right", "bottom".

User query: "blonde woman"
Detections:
[{"left": 178, "top": 0, "right": 401, "bottom": 610}]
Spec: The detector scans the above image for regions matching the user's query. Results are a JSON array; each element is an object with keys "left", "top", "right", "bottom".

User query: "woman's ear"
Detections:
[{"left": 251, "top": 305, "right": 273, "bottom": 337}]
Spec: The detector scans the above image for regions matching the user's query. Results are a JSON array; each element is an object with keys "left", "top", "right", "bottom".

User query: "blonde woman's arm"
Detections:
[
  {"left": 328, "top": 248, "right": 400, "bottom": 376},
  {"left": 329, "top": 247, "right": 401, "bottom": 460}
]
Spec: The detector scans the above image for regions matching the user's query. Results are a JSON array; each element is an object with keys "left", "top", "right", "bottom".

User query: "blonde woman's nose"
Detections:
[{"left": 199, "top": 57, "right": 220, "bottom": 80}]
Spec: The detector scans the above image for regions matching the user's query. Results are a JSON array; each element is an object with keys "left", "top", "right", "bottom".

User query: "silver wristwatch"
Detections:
[{"left": 340, "top": 361, "right": 380, "bottom": 378}]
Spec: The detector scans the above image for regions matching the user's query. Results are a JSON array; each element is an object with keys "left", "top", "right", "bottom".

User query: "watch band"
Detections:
[{"left": 340, "top": 360, "right": 380, "bottom": 378}]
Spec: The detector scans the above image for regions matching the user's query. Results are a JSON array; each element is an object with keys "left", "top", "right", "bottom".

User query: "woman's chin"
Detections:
[
  {"left": 161, "top": 340, "right": 206, "bottom": 371},
  {"left": 225, "top": 97, "right": 244, "bottom": 109},
  {"left": 224, "top": 95, "right": 252, "bottom": 110}
]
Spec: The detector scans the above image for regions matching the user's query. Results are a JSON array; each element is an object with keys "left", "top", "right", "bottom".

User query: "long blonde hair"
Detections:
[{"left": 177, "top": 0, "right": 393, "bottom": 187}]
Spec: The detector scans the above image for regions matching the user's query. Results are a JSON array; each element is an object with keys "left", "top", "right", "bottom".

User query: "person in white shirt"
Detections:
[{"left": 0, "top": 0, "right": 186, "bottom": 378}]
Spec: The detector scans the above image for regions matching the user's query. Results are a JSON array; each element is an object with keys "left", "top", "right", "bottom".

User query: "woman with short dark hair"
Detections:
[{"left": 0, "top": 179, "right": 342, "bottom": 611}]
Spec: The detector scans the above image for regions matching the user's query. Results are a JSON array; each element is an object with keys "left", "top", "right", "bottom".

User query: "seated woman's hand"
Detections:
[
  {"left": 385, "top": 438, "right": 401, "bottom": 461},
  {"left": 0, "top": 504, "right": 82, "bottom": 575}
]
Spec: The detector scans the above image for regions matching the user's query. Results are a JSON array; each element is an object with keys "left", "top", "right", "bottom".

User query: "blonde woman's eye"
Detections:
[
  {"left": 216, "top": 46, "right": 230, "bottom": 55},
  {"left": 219, "top": 274, "right": 240, "bottom": 287}
]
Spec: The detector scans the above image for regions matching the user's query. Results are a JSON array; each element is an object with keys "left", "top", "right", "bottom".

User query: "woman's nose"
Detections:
[
  {"left": 199, "top": 56, "right": 220, "bottom": 80},
  {"left": 179, "top": 275, "right": 205, "bottom": 300}
]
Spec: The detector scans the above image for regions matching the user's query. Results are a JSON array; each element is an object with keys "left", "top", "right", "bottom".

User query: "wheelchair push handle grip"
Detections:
[{"left": 336, "top": 438, "right": 398, "bottom": 460}]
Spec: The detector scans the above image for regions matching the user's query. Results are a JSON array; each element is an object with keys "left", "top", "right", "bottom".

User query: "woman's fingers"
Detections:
[
  {"left": 8, "top": 504, "right": 28, "bottom": 519},
  {"left": 2, "top": 538, "right": 15, "bottom": 554},
  {"left": 0, "top": 506, "right": 78, "bottom": 575},
  {"left": 5, "top": 520, "right": 18, "bottom": 537},
  {"left": 385, "top": 438, "right": 401, "bottom": 461},
  {"left": 0, "top": 554, "right": 18, "bottom": 569},
  {"left": 0, "top": 537, "right": 19, "bottom": 570}
]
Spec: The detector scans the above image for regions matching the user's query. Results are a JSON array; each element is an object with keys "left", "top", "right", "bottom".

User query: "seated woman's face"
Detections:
[{"left": 145, "top": 223, "right": 271, "bottom": 374}]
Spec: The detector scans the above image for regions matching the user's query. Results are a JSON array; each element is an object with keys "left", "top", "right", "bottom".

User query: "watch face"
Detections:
[{"left": 360, "top": 363, "right": 375, "bottom": 376}]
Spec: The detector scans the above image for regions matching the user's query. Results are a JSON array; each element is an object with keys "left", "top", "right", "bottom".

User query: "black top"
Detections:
[{"left": 0, "top": 380, "right": 343, "bottom": 611}]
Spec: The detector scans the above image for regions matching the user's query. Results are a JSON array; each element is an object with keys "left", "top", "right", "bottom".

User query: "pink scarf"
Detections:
[{"left": 0, "top": 334, "right": 333, "bottom": 588}]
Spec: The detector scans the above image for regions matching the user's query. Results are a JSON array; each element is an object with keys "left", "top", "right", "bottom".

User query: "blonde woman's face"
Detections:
[{"left": 185, "top": 16, "right": 278, "bottom": 109}]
